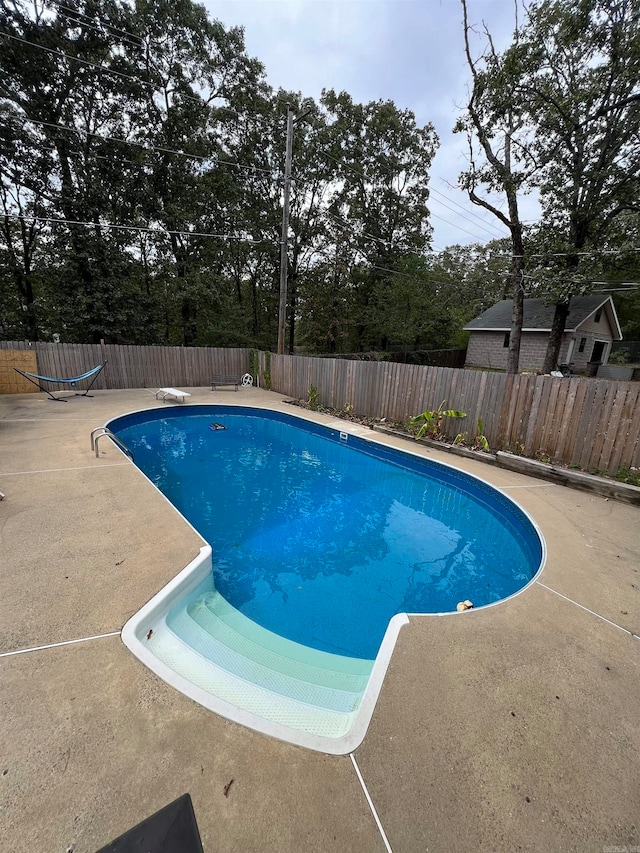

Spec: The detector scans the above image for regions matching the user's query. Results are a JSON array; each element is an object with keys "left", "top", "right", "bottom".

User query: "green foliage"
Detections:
[
  {"left": 616, "top": 467, "right": 640, "bottom": 487},
  {"left": 607, "top": 348, "right": 630, "bottom": 365},
  {"left": 262, "top": 350, "right": 271, "bottom": 390},
  {"left": 0, "top": 4, "right": 441, "bottom": 349},
  {"left": 474, "top": 419, "right": 490, "bottom": 451},
  {"left": 307, "top": 385, "right": 319, "bottom": 411},
  {"left": 454, "top": 419, "right": 490, "bottom": 451},
  {"left": 410, "top": 401, "right": 466, "bottom": 439},
  {"left": 456, "top": 0, "right": 640, "bottom": 373},
  {"left": 3, "top": 0, "right": 639, "bottom": 361},
  {"left": 249, "top": 348, "right": 259, "bottom": 381}
]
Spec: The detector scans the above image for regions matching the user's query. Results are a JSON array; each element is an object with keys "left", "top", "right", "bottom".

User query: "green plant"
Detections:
[
  {"left": 502, "top": 440, "right": 526, "bottom": 455},
  {"left": 248, "top": 348, "right": 258, "bottom": 382},
  {"left": 608, "top": 348, "right": 629, "bottom": 365},
  {"left": 473, "top": 419, "right": 490, "bottom": 452},
  {"left": 262, "top": 351, "right": 271, "bottom": 390},
  {"left": 453, "top": 420, "right": 490, "bottom": 451},
  {"left": 590, "top": 467, "right": 608, "bottom": 478},
  {"left": 616, "top": 466, "right": 640, "bottom": 487},
  {"left": 410, "top": 400, "right": 466, "bottom": 439},
  {"left": 307, "top": 385, "right": 319, "bottom": 411}
]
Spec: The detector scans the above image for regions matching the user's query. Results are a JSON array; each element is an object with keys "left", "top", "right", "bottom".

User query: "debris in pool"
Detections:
[
  {"left": 209, "top": 422, "right": 227, "bottom": 431},
  {"left": 456, "top": 600, "right": 474, "bottom": 611},
  {"left": 146, "top": 629, "right": 153, "bottom": 640}
]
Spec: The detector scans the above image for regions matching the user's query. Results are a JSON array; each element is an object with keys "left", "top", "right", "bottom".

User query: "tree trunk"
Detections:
[
  {"left": 507, "top": 281, "right": 523, "bottom": 374},
  {"left": 542, "top": 300, "right": 570, "bottom": 373},
  {"left": 287, "top": 274, "right": 297, "bottom": 354},
  {"left": 181, "top": 296, "right": 197, "bottom": 347},
  {"left": 506, "top": 224, "right": 525, "bottom": 374}
]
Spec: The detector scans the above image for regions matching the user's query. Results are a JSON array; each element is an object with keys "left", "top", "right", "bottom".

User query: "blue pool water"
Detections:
[{"left": 112, "top": 406, "right": 543, "bottom": 659}]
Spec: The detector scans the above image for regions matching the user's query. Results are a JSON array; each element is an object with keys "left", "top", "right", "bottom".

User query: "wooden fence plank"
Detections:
[
  {"left": 2, "top": 342, "right": 636, "bottom": 476},
  {"left": 628, "top": 395, "right": 640, "bottom": 468},
  {"left": 599, "top": 384, "right": 632, "bottom": 475},
  {"left": 506, "top": 374, "right": 523, "bottom": 446},
  {"left": 590, "top": 381, "right": 622, "bottom": 474},
  {"left": 563, "top": 378, "right": 590, "bottom": 464},
  {"left": 552, "top": 377, "right": 578, "bottom": 461},
  {"left": 613, "top": 385, "right": 640, "bottom": 471},
  {"left": 497, "top": 374, "right": 515, "bottom": 445},
  {"left": 577, "top": 380, "right": 609, "bottom": 470},
  {"left": 542, "top": 378, "right": 566, "bottom": 459},
  {"left": 517, "top": 375, "right": 534, "bottom": 445},
  {"left": 485, "top": 373, "right": 503, "bottom": 446},
  {"left": 529, "top": 377, "right": 553, "bottom": 455}
]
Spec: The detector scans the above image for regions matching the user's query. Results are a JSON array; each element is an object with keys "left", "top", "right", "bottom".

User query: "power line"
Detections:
[
  {"left": 320, "top": 209, "right": 388, "bottom": 247},
  {"left": 523, "top": 272, "right": 640, "bottom": 287},
  {"left": 313, "top": 146, "right": 508, "bottom": 240},
  {"left": 503, "top": 247, "right": 640, "bottom": 259},
  {"left": 2, "top": 213, "right": 267, "bottom": 242},
  {"left": 3, "top": 23, "right": 515, "bottom": 247},
  {"left": 354, "top": 253, "right": 509, "bottom": 288},
  {"left": 23, "top": 117, "right": 276, "bottom": 175},
  {"left": 427, "top": 185, "right": 506, "bottom": 237},
  {"left": 429, "top": 210, "right": 496, "bottom": 242},
  {"left": 1, "top": 29, "right": 237, "bottom": 113},
  {"left": 304, "top": 208, "right": 504, "bottom": 285},
  {"left": 3, "top": 31, "right": 152, "bottom": 88},
  {"left": 307, "top": 147, "right": 505, "bottom": 245},
  {"left": 49, "top": 1, "right": 147, "bottom": 50},
  {"left": 45, "top": 1, "right": 240, "bottom": 116},
  {"left": 294, "top": 186, "right": 508, "bottom": 281},
  {"left": 428, "top": 189, "right": 507, "bottom": 239}
]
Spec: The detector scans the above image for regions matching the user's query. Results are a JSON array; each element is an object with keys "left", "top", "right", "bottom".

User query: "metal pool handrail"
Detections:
[{"left": 91, "top": 426, "right": 135, "bottom": 461}]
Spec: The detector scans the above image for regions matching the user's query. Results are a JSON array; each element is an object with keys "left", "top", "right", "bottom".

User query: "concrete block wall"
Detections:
[
  {"left": 465, "top": 332, "right": 605, "bottom": 373},
  {"left": 465, "top": 332, "right": 552, "bottom": 371}
]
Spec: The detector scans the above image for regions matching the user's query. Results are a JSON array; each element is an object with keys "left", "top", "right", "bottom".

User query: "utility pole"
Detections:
[{"left": 277, "top": 105, "right": 294, "bottom": 356}]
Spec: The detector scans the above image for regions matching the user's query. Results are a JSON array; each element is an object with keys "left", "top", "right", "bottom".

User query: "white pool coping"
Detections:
[
  {"left": 121, "top": 545, "right": 409, "bottom": 754},
  {"left": 116, "top": 403, "right": 546, "bottom": 754}
]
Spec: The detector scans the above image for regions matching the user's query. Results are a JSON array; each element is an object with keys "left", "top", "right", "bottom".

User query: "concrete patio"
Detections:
[{"left": 0, "top": 386, "right": 638, "bottom": 853}]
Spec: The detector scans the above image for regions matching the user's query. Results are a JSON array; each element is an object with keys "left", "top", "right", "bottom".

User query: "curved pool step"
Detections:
[
  {"left": 168, "top": 606, "right": 364, "bottom": 712},
  {"left": 187, "top": 590, "right": 371, "bottom": 691},
  {"left": 143, "top": 585, "right": 375, "bottom": 742},
  {"left": 146, "top": 627, "right": 360, "bottom": 738}
]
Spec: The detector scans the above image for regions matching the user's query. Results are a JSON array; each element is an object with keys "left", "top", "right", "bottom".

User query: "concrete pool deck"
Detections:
[{"left": 0, "top": 386, "right": 638, "bottom": 852}]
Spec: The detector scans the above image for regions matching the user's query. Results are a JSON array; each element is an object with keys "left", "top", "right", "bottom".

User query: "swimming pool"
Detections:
[{"left": 115, "top": 404, "right": 545, "bottom": 752}]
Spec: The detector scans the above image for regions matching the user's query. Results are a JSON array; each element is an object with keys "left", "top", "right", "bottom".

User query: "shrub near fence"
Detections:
[
  {"left": 270, "top": 355, "right": 640, "bottom": 477},
  {"left": 0, "top": 342, "right": 249, "bottom": 390}
]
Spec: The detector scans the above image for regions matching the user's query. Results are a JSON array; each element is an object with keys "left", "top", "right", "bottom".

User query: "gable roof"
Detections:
[{"left": 464, "top": 295, "right": 622, "bottom": 340}]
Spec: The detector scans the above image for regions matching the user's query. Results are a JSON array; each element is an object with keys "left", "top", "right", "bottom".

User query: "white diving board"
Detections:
[{"left": 155, "top": 387, "right": 191, "bottom": 403}]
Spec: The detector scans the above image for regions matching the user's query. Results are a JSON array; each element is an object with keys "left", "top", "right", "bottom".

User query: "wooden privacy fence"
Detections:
[
  {"left": 1, "top": 343, "right": 637, "bottom": 475},
  {"left": 0, "top": 342, "right": 249, "bottom": 391},
  {"left": 269, "top": 354, "right": 640, "bottom": 476}
]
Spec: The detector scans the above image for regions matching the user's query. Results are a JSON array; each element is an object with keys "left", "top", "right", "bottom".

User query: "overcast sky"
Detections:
[{"left": 205, "top": 0, "right": 526, "bottom": 249}]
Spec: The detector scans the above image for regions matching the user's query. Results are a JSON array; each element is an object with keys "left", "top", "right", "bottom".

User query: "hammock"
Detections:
[{"left": 14, "top": 362, "right": 106, "bottom": 401}]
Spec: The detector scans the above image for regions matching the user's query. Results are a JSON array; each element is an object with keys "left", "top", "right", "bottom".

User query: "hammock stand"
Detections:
[{"left": 14, "top": 362, "right": 106, "bottom": 401}]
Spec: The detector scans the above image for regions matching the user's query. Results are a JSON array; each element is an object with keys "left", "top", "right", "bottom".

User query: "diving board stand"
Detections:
[
  {"left": 13, "top": 363, "right": 106, "bottom": 401},
  {"left": 156, "top": 387, "right": 191, "bottom": 403}
]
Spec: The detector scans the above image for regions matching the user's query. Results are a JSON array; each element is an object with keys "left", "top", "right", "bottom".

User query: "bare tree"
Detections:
[{"left": 456, "top": 0, "right": 539, "bottom": 373}]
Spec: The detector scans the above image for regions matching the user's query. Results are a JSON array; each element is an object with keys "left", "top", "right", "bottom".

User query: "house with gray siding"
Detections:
[{"left": 464, "top": 295, "right": 622, "bottom": 374}]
